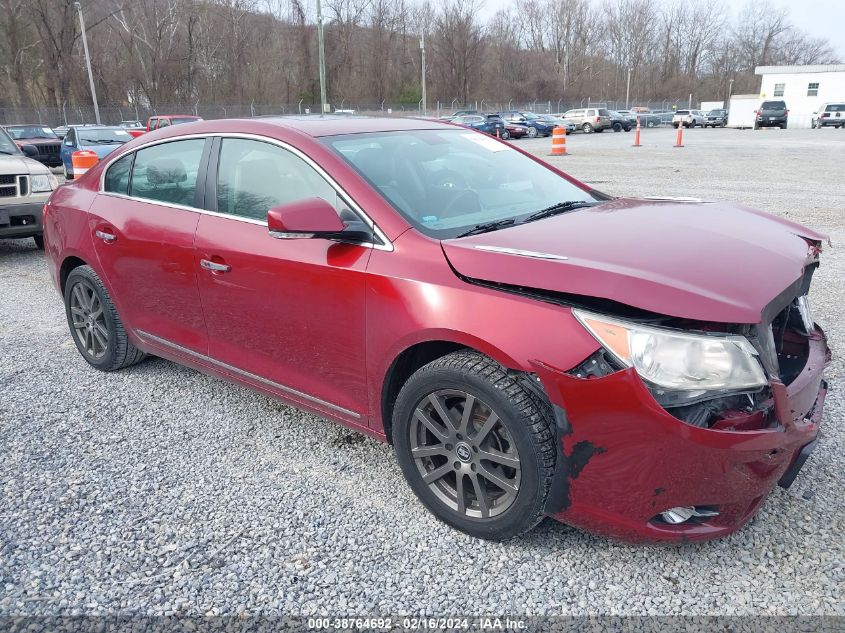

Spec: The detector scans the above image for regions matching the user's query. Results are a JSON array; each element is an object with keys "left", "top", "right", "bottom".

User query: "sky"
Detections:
[{"left": 477, "top": 0, "right": 845, "bottom": 58}]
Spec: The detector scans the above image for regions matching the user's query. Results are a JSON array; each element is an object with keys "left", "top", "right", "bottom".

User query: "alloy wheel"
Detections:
[
  {"left": 69, "top": 280, "right": 109, "bottom": 359},
  {"left": 410, "top": 389, "right": 521, "bottom": 519},
  {"left": 527, "top": 126, "right": 538, "bottom": 138}
]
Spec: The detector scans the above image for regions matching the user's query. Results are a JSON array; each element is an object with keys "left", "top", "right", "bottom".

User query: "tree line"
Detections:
[{"left": 0, "top": 0, "right": 839, "bottom": 112}]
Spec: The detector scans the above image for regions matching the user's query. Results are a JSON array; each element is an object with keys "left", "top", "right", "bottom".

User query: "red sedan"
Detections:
[{"left": 43, "top": 116, "right": 830, "bottom": 543}]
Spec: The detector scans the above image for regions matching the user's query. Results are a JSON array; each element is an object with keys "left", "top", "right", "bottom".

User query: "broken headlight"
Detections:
[{"left": 573, "top": 309, "right": 767, "bottom": 405}]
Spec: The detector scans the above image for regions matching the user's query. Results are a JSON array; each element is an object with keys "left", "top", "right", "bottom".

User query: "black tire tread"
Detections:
[
  {"left": 396, "top": 350, "right": 556, "bottom": 539},
  {"left": 66, "top": 265, "right": 146, "bottom": 371}
]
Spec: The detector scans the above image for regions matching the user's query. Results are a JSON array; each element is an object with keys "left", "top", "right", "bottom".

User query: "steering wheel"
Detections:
[{"left": 431, "top": 170, "right": 469, "bottom": 191}]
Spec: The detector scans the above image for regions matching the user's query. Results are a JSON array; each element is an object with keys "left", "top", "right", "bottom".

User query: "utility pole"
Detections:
[
  {"left": 74, "top": 1, "right": 100, "bottom": 124},
  {"left": 316, "top": 0, "right": 328, "bottom": 114},
  {"left": 420, "top": 32, "right": 427, "bottom": 116},
  {"left": 625, "top": 68, "right": 631, "bottom": 110}
]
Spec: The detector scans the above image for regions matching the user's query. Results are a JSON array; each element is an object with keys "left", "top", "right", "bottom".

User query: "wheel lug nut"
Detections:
[
  {"left": 445, "top": 444, "right": 453, "bottom": 451},
  {"left": 453, "top": 462, "right": 461, "bottom": 470},
  {"left": 470, "top": 464, "right": 476, "bottom": 471}
]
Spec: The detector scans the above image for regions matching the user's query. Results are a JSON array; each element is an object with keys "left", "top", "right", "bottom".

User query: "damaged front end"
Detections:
[{"left": 531, "top": 261, "right": 831, "bottom": 543}]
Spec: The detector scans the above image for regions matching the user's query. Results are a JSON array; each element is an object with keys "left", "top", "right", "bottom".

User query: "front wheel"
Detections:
[
  {"left": 393, "top": 351, "right": 556, "bottom": 540},
  {"left": 64, "top": 265, "right": 147, "bottom": 371},
  {"left": 500, "top": 129, "right": 510, "bottom": 140},
  {"left": 63, "top": 164, "right": 74, "bottom": 181}
]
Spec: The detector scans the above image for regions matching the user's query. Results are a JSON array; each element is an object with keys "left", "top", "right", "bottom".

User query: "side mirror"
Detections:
[
  {"left": 21, "top": 144, "right": 39, "bottom": 158},
  {"left": 267, "top": 197, "right": 372, "bottom": 244}
]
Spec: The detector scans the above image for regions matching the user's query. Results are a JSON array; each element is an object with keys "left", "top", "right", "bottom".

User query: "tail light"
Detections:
[
  {"left": 595, "top": 116, "right": 601, "bottom": 123},
  {"left": 820, "top": 112, "right": 828, "bottom": 118},
  {"left": 785, "top": 110, "right": 789, "bottom": 115}
]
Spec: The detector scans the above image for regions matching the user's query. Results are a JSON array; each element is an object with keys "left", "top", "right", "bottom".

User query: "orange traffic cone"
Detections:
[
  {"left": 633, "top": 118, "right": 642, "bottom": 147},
  {"left": 673, "top": 125, "right": 684, "bottom": 148},
  {"left": 71, "top": 150, "right": 99, "bottom": 176},
  {"left": 550, "top": 126, "right": 567, "bottom": 156}
]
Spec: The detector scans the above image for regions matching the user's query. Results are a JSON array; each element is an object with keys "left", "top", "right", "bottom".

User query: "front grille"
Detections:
[
  {"left": 0, "top": 174, "right": 25, "bottom": 198},
  {"left": 39, "top": 144, "right": 61, "bottom": 156}
]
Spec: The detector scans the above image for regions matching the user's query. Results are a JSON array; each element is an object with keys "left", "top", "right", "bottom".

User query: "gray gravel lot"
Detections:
[{"left": 1, "top": 127, "right": 843, "bottom": 619}]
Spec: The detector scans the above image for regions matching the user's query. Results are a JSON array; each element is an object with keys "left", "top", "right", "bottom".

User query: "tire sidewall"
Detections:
[
  {"left": 393, "top": 364, "right": 547, "bottom": 540},
  {"left": 64, "top": 268, "right": 120, "bottom": 370}
]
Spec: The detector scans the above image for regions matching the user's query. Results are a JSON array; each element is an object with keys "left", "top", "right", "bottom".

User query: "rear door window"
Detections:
[
  {"left": 104, "top": 154, "right": 134, "bottom": 195},
  {"left": 129, "top": 139, "right": 207, "bottom": 207}
]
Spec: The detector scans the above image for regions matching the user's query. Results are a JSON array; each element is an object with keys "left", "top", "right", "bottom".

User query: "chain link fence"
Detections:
[{"left": 0, "top": 99, "right": 695, "bottom": 127}]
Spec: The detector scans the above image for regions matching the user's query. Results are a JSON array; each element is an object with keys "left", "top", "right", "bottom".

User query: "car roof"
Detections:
[
  {"left": 69, "top": 125, "right": 125, "bottom": 130},
  {"left": 217, "top": 115, "right": 453, "bottom": 138}
]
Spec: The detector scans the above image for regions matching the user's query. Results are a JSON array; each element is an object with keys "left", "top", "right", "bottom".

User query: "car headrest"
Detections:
[{"left": 146, "top": 159, "right": 187, "bottom": 186}]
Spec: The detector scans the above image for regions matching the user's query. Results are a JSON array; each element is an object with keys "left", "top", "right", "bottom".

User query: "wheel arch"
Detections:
[
  {"left": 380, "top": 334, "right": 521, "bottom": 444},
  {"left": 60, "top": 255, "right": 88, "bottom": 293}
]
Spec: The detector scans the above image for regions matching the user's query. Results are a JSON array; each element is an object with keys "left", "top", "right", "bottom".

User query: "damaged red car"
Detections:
[{"left": 43, "top": 116, "right": 830, "bottom": 543}]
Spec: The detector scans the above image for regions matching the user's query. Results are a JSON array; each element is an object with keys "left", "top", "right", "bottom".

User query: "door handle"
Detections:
[
  {"left": 200, "top": 258, "right": 231, "bottom": 273},
  {"left": 95, "top": 229, "right": 116, "bottom": 243}
]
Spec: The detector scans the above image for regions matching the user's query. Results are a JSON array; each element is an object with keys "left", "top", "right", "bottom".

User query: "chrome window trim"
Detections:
[
  {"left": 135, "top": 329, "right": 362, "bottom": 419},
  {"left": 98, "top": 132, "right": 393, "bottom": 251},
  {"left": 472, "top": 245, "right": 569, "bottom": 261}
]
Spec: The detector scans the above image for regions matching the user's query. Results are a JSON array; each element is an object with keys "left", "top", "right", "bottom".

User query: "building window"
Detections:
[
  {"left": 807, "top": 82, "right": 819, "bottom": 97},
  {"left": 773, "top": 83, "right": 785, "bottom": 97}
]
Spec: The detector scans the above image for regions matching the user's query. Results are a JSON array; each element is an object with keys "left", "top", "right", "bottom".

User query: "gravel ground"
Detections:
[{"left": 1, "top": 128, "right": 843, "bottom": 621}]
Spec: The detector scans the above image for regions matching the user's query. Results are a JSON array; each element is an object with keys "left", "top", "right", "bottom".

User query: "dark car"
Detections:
[
  {"left": 497, "top": 111, "right": 555, "bottom": 137},
  {"left": 704, "top": 109, "right": 728, "bottom": 127},
  {"left": 451, "top": 114, "right": 506, "bottom": 138},
  {"left": 755, "top": 101, "right": 788, "bottom": 129},
  {"left": 607, "top": 111, "right": 633, "bottom": 132},
  {"left": 4, "top": 124, "right": 63, "bottom": 167},
  {"left": 45, "top": 116, "right": 830, "bottom": 544}
]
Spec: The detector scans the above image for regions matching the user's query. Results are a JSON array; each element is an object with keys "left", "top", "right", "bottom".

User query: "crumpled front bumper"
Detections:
[{"left": 532, "top": 327, "right": 830, "bottom": 543}]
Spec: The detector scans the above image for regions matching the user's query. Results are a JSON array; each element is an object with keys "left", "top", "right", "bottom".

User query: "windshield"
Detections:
[
  {"left": 7, "top": 125, "right": 58, "bottom": 140},
  {"left": 171, "top": 117, "right": 200, "bottom": 125},
  {"left": 707, "top": 110, "right": 724, "bottom": 116},
  {"left": 0, "top": 127, "right": 20, "bottom": 154},
  {"left": 77, "top": 128, "right": 131, "bottom": 144},
  {"left": 521, "top": 113, "right": 539, "bottom": 120},
  {"left": 323, "top": 129, "right": 599, "bottom": 239}
]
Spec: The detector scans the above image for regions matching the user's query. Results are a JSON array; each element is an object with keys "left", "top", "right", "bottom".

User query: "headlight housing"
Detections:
[
  {"left": 30, "top": 173, "right": 58, "bottom": 193},
  {"left": 573, "top": 309, "right": 768, "bottom": 406}
]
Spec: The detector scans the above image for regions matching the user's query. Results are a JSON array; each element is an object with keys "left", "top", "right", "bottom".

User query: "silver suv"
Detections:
[
  {"left": 557, "top": 108, "right": 612, "bottom": 133},
  {"left": 672, "top": 110, "right": 705, "bottom": 128},
  {"left": 0, "top": 125, "right": 58, "bottom": 249}
]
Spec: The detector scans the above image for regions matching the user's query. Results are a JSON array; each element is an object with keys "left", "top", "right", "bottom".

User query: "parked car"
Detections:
[
  {"left": 503, "top": 121, "right": 529, "bottom": 139},
  {"left": 672, "top": 110, "right": 705, "bottom": 128},
  {"left": 43, "top": 116, "right": 830, "bottom": 543},
  {"left": 53, "top": 125, "right": 69, "bottom": 140},
  {"left": 537, "top": 115, "right": 575, "bottom": 135},
  {"left": 119, "top": 120, "right": 146, "bottom": 138},
  {"left": 0, "top": 125, "right": 58, "bottom": 248},
  {"left": 811, "top": 103, "right": 845, "bottom": 129},
  {"left": 607, "top": 111, "right": 633, "bottom": 132},
  {"left": 754, "top": 101, "right": 788, "bottom": 129},
  {"left": 497, "top": 111, "right": 556, "bottom": 138},
  {"left": 3, "top": 124, "right": 63, "bottom": 167},
  {"left": 60, "top": 125, "right": 132, "bottom": 180},
  {"left": 651, "top": 110, "right": 675, "bottom": 125},
  {"left": 619, "top": 110, "right": 662, "bottom": 127},
  {"left": 557, "top": 108, "right": 612, "bottom": 133},
  {"left": 703, "top": 109, "right": 728, "bottom": 127},
  {"left": 146, "top": 114, "right": 203, "bottom": 132},
  {"left": 451, "top": 114, "right": 505, "bottom": 138}
]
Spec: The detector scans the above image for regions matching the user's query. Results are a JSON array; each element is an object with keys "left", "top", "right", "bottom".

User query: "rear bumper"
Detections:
[
  {"left": 0, "top": 200, "right": 44, "bottom": 238},
  {"left": 532, "top": 327, "right": 830, "bottom": 543}
]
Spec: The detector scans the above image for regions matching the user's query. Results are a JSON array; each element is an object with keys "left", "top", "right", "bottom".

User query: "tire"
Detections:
[
  {"left": 527, "top": 126, "right": 538, "bottom": 138},
  {"left": 646, "top": 120, "right": 656, "bottom": 128},
  {"left": 672, "top": 123, "right": 679, "bottom": 129},
  {"left": 612, "top": 122, "right": 622, "bottom": 132},
  {"left": 63, "top": 164, "right": 74, "bottom": 181},
  {"left": 393, "top": 350, "right": 556, "bottom": 540},
  {"left": 500, "top": 129, "right": 510, "bottom": 140},
  {"left": 64, "top": 265, "right": 146, "bottom": 371},
  {"left": 33, "top": 235, "right": 44, "bottom": 250},
  {"left": 688, "top": 120, "right": 695, "bottom": 128},
  {"left": 582, "top": 123, "right": 593, "bottom": 134}
]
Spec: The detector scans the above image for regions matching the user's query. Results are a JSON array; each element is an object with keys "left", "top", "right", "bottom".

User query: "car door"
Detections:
[
  {"left": 90, "top": 137, "right": 211, "bottom": 354},
  {"left": 60, "top": 128, "right": 76, "bottom": 173},
  {"left": 193, "top": 136, "right": 371, "bottom": 421}
]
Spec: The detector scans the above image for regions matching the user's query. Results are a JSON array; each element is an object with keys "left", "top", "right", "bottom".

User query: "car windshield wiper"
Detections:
[
  {"left": 522, "top": 200, "right": 598, "bottom": 223},
  {"left": 455, "top": 218, "right": 516, "bottom": 238}
]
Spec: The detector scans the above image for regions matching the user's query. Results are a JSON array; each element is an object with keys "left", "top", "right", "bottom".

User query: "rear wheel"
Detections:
[
  {"left": 393, "top": 351, "right": 556, "bottom": 540},
  {"left": 500, "top": 129, "right": 510, "bottom": 140},
  {"left": 527, "top": 126, "right": 538, "bottom": 138},
  {"left": 33, "top": 235, "right": 44, "bottom": 250},
  {"left": 64, "top": 265, "right": 146, "bottom": 371},
  {"left": 63, "top": 164, "right": 74, "bottom": 181},
  {"left": 646, "top": 120, "right": 656, "bottom": 128},
  {"left": 612, "top": 122, "right": 622, "bottom": 132},
  {"left": 582, "top": 122, "right": 593, "bottom": 134}
]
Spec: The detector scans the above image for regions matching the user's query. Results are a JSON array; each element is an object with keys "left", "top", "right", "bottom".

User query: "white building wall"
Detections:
[{"left": 756, "top": 65, "right": 845, "bottom": 128}]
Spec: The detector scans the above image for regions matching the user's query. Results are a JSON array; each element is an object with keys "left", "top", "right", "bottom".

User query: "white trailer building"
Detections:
[{"left": 755, "top": 64, "right": 845, "bottom": 128}]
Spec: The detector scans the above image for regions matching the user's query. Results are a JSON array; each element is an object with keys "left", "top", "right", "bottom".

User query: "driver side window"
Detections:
[{"left": 215, "top": 138, "right": 341, "bottom": 222}]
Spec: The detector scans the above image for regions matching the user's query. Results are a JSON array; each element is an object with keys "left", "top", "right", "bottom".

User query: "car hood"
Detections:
[
  {"left": 14, "top": 138, "right": 60, "bottom": 146},
  {"left": 0, "top": 154, "right": 49, "bottom": 176},
  {"left": 441, "top": 198, "right": 826, "bottom": 324},
  {"left": 79, "top": 143, "right": 124, "bottom": 159}
]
